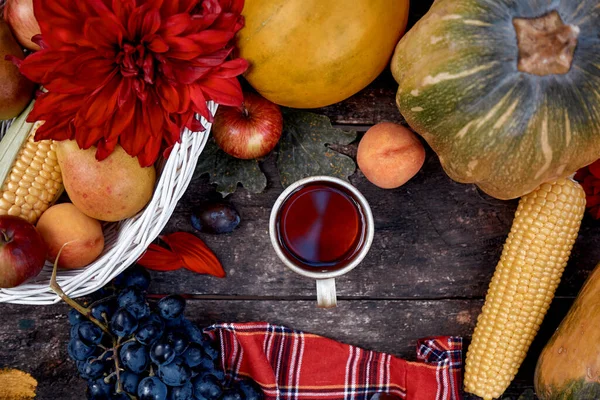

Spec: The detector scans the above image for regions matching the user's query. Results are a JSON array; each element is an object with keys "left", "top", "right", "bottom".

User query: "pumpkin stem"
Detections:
[{"left": 513, "top": 11, "right": 579, "bottom": 76}]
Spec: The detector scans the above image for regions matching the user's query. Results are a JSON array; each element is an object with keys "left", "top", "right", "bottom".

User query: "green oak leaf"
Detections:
[
  {"left": 277, "top": 109, "right": 357, "bottom": 188},
  {"left": 194, "top": 109, "right": 357, "bottom": 195},
  {"left": 194, "top": 138, "right": 267, "bottom": 196}
]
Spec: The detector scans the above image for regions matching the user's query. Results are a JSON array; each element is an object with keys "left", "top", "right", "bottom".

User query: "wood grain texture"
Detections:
[
  {"left": 3, "top": 65, "right": 599, "bottom": 400},
  {"left": 0, "top": 298, "right": 574, "bottom": 400},
  {"left": 153, "top": 147, "right": 600, "bottom": 301},
  {"left": 1, "top": 2, "right": 599, "bottom": 400}
]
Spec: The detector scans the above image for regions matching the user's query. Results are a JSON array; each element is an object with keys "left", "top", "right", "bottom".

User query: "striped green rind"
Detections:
[
  {"left": 391, "top": 0, "right": 600, "bottom": 199},
  {"left": 535, "top": 379, "right": 600, "bottom": 400}
]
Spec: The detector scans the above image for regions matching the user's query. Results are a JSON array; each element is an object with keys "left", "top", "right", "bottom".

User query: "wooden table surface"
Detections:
[{"left": 1, "top": 3, "right": 599, "bottom": 399}]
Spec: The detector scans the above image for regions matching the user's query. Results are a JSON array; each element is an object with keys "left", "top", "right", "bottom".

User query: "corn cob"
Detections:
[
  {"left": 464, "top": 178, "right": 586, "bottom": 400},
  {"left": 0, "top": 102, "right": 62, "bottom": 224}
]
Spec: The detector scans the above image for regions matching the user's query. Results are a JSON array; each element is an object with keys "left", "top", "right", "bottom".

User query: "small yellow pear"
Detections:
[{"left": 56, "top": 141, "right": 156, "bottom": 222}]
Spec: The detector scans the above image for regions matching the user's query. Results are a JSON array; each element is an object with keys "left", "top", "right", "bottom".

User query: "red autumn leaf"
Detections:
[
  {"left": 162, "top": 232, "right": 226, "bottom": 278},
  {"left": 137, "top": 232, "right": 225, "bottom": 277},
  {"left": 137, "top": 244, "right": 183, "bottom": 271},
  {"left": 16, "top": 0, "right": 248, "bottom": 167}
]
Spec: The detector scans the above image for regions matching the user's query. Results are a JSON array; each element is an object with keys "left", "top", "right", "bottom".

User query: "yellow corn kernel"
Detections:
[
  {"left": 464, "top": 178, "right": 586, "bottom": 400},
  {"left": 0, "top": 121, "right": 63, "bottom": 224}
]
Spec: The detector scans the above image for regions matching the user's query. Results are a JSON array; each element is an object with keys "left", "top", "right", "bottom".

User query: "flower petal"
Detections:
[
  {"left": 164, "top": 36, "right": 203, "bottom": 60},
  {"left": 137, "top": 244, "right": 184, "bottom": 271},
  {"left": 189, "top": 13, "right": 220, "bottom": 31},
  {"left": 189, "top": 48, "right": 232, "bottom": 67},
  {"left": 160, "top": 14, "right": 193, "bottom": 36},
  {"left": 188, "top": 30, "right": 234, "bottom": 53},
  {"left": 112, "top": 0, "right": 135, "bottom": 27},
  {"left": 84, "top": 17, "right": 125, "bottom": 49},
  {"left": 19, "top": 50, "right": 74, "bottom": 84},
  {"left": 177, "top": 85, "right": 191, "bottom": 114},
  {"left": 162, "top": 232, "right": 225, "bottom": 277},
  {"left": 141, "top": 9, "right": 162, "bottom": 36},
  {"left": 197, "top": 75, "right": 244, "bottom": 107},
  {"left": 222, "top": 0, "right": 244, "bottom": 14},
  {"left": 137, "top": 133, "right": 163, "bottom": 167},
  {"left": 28, "top": 92, "right": 85, "bottom": 122},
  {"left": 148, "top": 35, "right": 169, "bottom": 53},
  {"left": 157, "top": 80, "right": 180, "bottom": 113},
  {"left": 95, "top": 137, "right": 119, "bottom": 161},
  {"left": 184, "top": 111, "right": 205, "bottom": 132},
  {"left": 76, "top": 126, "right": 106, "bottom": 150},
  {"left": 212, "top": 12, "right": 245, "bottom": 32},
  {"left": 77, "top": 72, "right": 122, "bottom": 127},
  {"left": 107, "top": 95, "right": 136, "bottom": 141},
  {"left": 173, "top": 65, "right": 212, "bottom": 85},
  {"left": 210, "top": 58, "right": 249, "bottom": 78},
  {"left": 23, "top": 0, "right": 248, "bottom": 166},
  {"left": 189, "top": 85, "right": 211, "bottom": 121},
  {"left": 120, "top": 102, "right": 147, "bottom": 157},
  {"left": 33, "top": 118, "right": 74, "bottom": 141}
]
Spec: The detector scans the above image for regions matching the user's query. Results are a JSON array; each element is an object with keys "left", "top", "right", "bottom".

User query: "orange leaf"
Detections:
[
  {"left": 137, "top": 244, "right": 183, "bottom": 271},
  {"left": 162, "top": 232, "right": 226, "bottom": 278}
]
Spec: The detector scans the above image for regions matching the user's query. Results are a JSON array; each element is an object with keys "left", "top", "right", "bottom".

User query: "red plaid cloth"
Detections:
[{"left": 205, "top": 323, "right": 463, "bottom": 400}]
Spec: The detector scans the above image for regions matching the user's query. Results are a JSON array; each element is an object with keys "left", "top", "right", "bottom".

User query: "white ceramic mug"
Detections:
[{"left": 269, "top": 176, "right": 375, "bottom": 308}]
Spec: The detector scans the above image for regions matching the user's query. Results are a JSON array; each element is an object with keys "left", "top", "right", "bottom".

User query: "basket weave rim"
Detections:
[{"left": 0, "top": 103, "right": 216, "bottom": 305}]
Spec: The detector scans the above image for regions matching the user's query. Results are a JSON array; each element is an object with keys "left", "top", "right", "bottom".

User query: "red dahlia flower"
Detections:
[{"left": 15, "top": 0, "right": 248, "bottom": 166}]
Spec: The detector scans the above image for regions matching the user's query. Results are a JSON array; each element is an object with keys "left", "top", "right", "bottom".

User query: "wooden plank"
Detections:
[
  {"left": 318, "top": 72, "right": 404, "bottom": 126},
  {"left": 0, "top": 297, "right": 573, "bottom": 399},
  {"left": 154, "top": 148, "right": 600, "bottom": 300},
  {"left": 315, "top": 1, "right": 437, "bottom": 126}
]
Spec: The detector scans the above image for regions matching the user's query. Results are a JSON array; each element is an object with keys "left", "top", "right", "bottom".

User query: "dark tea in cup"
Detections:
[
  {"left": 274, "top": 181, "right": 368, "bottom": 271},
  {"left": 269, "top": 176, "right": 374, "bottom": 308}
]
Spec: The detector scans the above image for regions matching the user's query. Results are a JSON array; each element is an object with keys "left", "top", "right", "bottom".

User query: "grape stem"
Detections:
[
  {"left": 90, "top": 349, "right": 111, "bottom": 364},
  {"left": 103, "top": 371, "right": 118, "bottom": 383},
  {"left": 49, "top": 243, "right": 111, "bottom": 336},
  {"left": 119, "top": 338, "right": 136, "bottom": 347},
  {"left": 114, "top": 336, "right": 124, "bottom": 394},
  {"left": 49, "top": 243, "right": 132, "bottom": 397}
]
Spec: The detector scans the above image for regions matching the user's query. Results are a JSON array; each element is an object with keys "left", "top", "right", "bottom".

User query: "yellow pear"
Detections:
[{"left": 56, "top": 141, "right": 156, "bottom": 221}]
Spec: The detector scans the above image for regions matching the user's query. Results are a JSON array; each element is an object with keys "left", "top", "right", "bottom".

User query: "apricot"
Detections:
[
  {"left": 357, "top": 122, "right": 425, "bottom": 189},
  {"left": 36, "top": 203, "right": 104, "bottom": 269},
  {"left": 56, "top": 141, "right": 156, "bottom": 221}
]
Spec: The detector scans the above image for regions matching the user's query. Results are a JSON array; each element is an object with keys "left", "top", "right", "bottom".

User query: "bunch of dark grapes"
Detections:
[{"left": 67, "top": 266, "right": 263, "bottom": 400}]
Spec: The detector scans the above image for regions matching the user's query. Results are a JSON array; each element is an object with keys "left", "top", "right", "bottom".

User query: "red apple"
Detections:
[
  {"left": 0, "top": 215, "right": 47, "bottom": 288},
  {"left": 212, "top": 92, "right": 283, "bottom": 159}
]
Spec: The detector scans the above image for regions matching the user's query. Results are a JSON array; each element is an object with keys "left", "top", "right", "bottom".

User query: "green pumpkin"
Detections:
[{"left": 391, "top": 0, "right": 600, "bottom": 200}]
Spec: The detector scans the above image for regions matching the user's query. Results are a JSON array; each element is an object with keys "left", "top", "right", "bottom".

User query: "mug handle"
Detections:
[{"left": 316, "top": 278, "right": 337, "bottom": 308}]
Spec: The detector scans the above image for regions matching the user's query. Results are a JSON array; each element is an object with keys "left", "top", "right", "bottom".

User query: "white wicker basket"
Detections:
[{"left": 0, "top": 103, "right": 217, "bottom": 305}]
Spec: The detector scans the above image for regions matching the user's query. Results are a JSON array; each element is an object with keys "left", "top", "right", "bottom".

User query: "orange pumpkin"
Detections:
[{"left": 236, "top": 0, "right": 410, "bottom": 108}]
